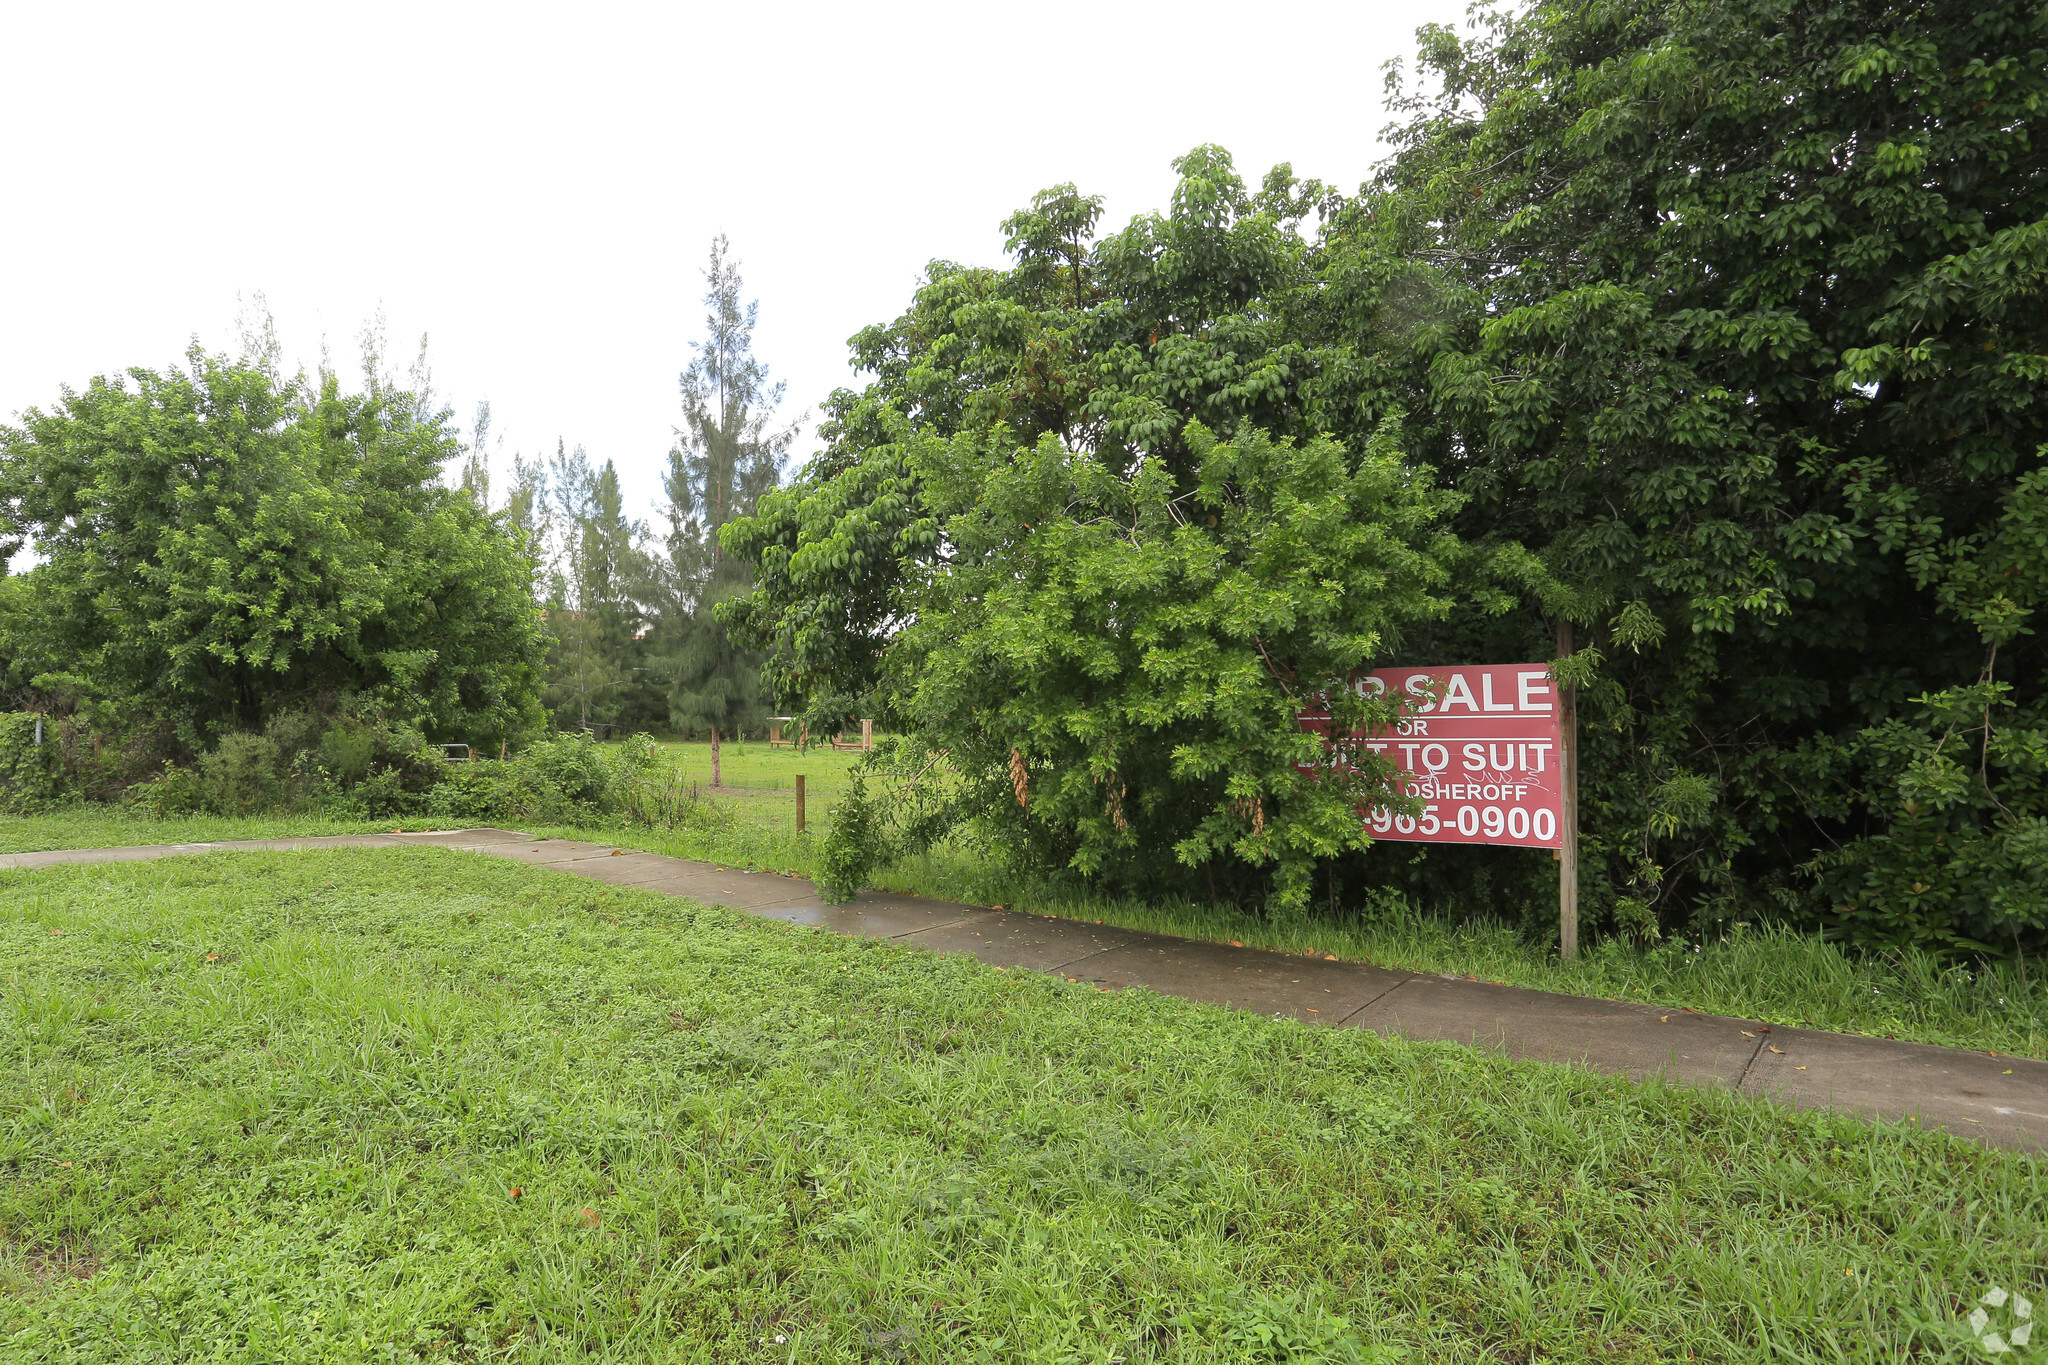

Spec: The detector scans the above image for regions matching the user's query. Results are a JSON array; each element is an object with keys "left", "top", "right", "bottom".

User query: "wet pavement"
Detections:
[{"left": 6, "top": 826, "right": 2043, "bottom": 1152}]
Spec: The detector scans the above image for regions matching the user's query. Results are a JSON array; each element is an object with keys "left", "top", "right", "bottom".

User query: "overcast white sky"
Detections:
[{"left": 2, "top": 0, "right": 1471, "bottom": 523}]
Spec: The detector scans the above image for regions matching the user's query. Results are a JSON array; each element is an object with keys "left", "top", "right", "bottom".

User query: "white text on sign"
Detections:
[{"left": 1296, "top": 664, "right": 1565, "bottom": 849}]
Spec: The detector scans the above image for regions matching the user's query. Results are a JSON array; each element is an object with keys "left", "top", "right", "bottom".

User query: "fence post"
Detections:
[{"left": 796, "top": 774, "right": 806, "bottom": 833}]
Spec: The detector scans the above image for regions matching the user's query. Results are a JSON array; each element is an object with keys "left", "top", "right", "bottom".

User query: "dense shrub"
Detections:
[
  {"left": 195, "top": 733, "right": 286, "bottom": 817},
  {"left": 0, "top": 349, "right": 547, "bottom": 748},
  {"left": 115, "top": 706, "right": 439, "bottom": 818},
  {"left": 422, "top": 760, "right": 541, "bottom": 824},
  {"left": 4, "top": 705, "right": 685, "bottom": 829},
  {"left": 421, "top": 732, "right": 660, "bottom": 824},
  {"left": 0, "top": 709, "right": 178, "bottom": 811},
  {"left": 0, "top": 712, "right": 58, "bottom": 811},
  {"left": 518, "top": 733, "right": 625, "bottom": 809},
  {"left": 817, "top": 773, "right": 886, "bottom": 902}
]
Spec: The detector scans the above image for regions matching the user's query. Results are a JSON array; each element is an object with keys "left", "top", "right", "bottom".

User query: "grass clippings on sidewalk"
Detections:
[{"left": 1, "top": 848, "right": 2041, "bottom": 1362}]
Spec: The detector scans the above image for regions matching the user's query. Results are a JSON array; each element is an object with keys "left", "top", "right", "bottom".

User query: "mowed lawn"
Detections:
[
  {"left": 1, "top": 852, "right": 2041, "bottom": 1362},
  {"left": 645, "top": 738, "right": 866, "bottom": 799}
]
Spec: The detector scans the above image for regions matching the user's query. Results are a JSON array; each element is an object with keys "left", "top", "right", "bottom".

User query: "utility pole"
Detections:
[{"left": 1557, "top": 620, "right": 1580, "bottom": 962}]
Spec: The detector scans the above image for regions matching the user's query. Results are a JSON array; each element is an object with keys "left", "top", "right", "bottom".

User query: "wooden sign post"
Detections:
[
  {"left": 795, "top": 774, "right": 807, "bottom": 833},
  {"left": 1556, "top": 621, "right": 1579, "bottom": 963}
]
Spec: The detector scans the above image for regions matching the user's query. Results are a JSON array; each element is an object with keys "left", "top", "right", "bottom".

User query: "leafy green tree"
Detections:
[
  {"left": 655, "top": 236, "right": 794, "bottom": 784},
  {"left": 562, "top": 450, "right": 652, "bottom": 732},
  {"left": 0, "top": 346, "right": 548, "bottom": 749},
  {"left": 723, "top": 151, "right": 1357, "bottom": 740},
  {"left": 525, "top": 442, "right": 657, "bottom": 734},
  {"left": 505, "top": 446, "right": 552, "bottom": 554},
  {"left": 812, "top": 419, "right": 1463, "bottom": 907},
  {"left": 1342, "top": 0, "right": 2048, "bottom": 951},
  {"left": 727, "top": 151, "right": 1515, "bottom": 907},
  {"left": 459, "top": 400, "right": 495, "bottom": 508},
  {"left": 729, "top": 0, "right": 2048, "bottom": 957}
]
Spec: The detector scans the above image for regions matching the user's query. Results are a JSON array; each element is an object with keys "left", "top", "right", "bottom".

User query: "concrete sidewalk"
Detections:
[{"left": 6, "top": 826, "right": 2045, "bottom": 1153}]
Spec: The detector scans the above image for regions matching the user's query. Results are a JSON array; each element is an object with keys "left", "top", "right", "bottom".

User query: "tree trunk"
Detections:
[{"left": 710, "top": 724, "right": 721, "bottom": 789}]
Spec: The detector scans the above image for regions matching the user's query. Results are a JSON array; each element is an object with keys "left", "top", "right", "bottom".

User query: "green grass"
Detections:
[
  {"left": 2, "top": 850, "right": 2040, "bottom": 1362},
  {"left": 642, "top": 737, "right": 868, "bottom": 798},
  {"left": 12, "top": 775, "right": 2048, "bottom": 1060},
  {"left": 0, "top": 809, "right": 395, "bottom": 854}
]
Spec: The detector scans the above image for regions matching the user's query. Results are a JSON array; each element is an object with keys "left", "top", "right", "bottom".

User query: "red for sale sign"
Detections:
[{"left": 1298, "top": 664, "right": 1565, "bottom": 849}]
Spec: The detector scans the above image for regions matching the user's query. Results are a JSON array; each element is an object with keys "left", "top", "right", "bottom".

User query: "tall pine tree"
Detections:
[
  {"left": 653, "top": 236, "right": 795, "bottom": 784},
  {"left": 529, "top": 442, "right": 653, "bottom": 733}
]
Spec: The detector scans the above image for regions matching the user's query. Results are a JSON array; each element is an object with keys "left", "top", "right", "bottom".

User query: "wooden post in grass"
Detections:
[
  {"left": 1557, "top": 619, "right": 1580, "bottom": 963},
  {"left": 796, "top": 774, "right": 806, "bottom": 833}
]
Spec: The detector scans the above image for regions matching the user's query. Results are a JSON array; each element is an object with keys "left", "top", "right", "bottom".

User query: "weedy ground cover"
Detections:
[{"left": 0, "top": 849, "right": 2041, "bottom": 1362}]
